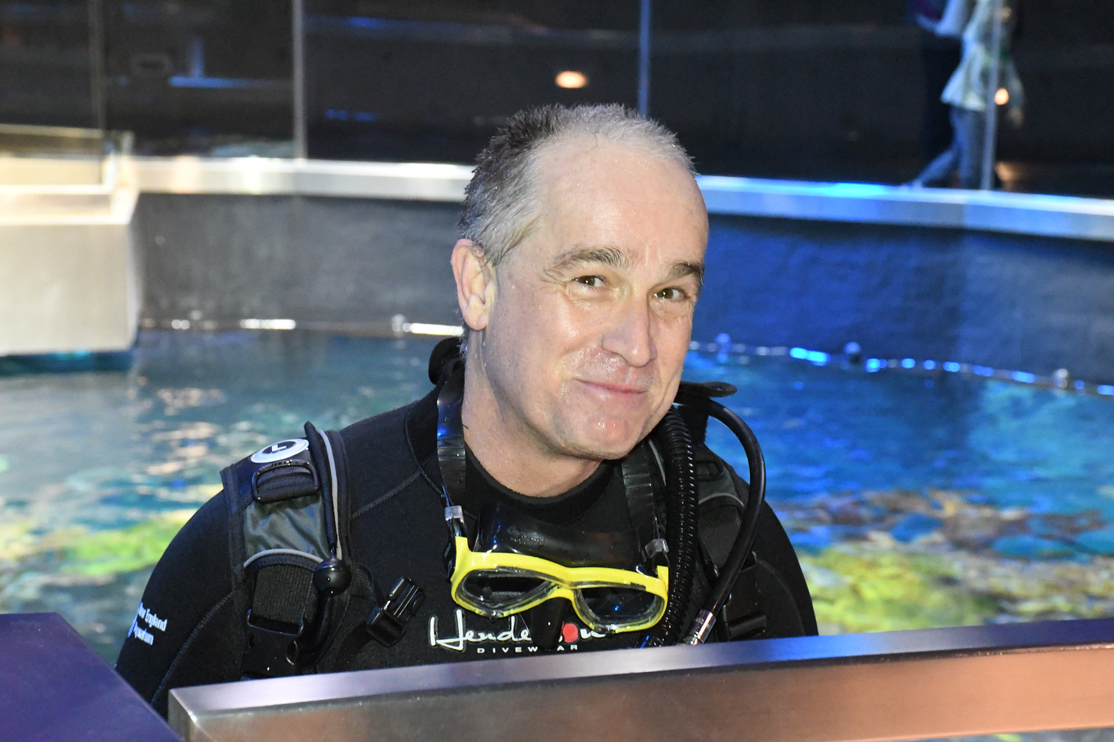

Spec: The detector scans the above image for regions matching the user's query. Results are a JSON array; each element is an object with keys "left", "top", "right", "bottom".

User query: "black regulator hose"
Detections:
[
  {"left": 681, "top": 400, "right": 766, "bottom": 645},
  {"left": 642, "top": 408, "right": 699, "bottom": 648}
]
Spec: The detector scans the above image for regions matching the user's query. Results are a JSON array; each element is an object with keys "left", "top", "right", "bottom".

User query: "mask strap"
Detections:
[
  {"left": 436, "top": 367, "right": 470, "bottom": 551},
  {"left": 435, "top": 367, "right": 467, "bottom": 507}
]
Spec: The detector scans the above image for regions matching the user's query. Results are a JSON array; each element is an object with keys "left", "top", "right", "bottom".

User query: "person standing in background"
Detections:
[
  {"left": 910, "top": 0, "right": 1025, "bottom": 189},
  {"left": 910, "top": 0, "right": 964, "bottom": 167}
]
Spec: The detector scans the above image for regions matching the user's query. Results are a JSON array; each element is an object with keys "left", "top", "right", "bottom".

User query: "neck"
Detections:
[{"left": 460, "top": 363, "right": 601, "bottom": 498}]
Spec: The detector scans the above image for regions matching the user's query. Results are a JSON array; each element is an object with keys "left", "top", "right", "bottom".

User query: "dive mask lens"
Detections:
[
  {"left": 578, "top": 586, "right": 665, "bottom": 626},
  {"left": 458, "top": 568, "right": 552, "bottom": 613}
]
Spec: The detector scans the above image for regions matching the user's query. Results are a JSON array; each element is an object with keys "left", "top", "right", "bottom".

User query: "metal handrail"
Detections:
[{"left": 170, "top": 618, "right": 1114, "bottom": 742}]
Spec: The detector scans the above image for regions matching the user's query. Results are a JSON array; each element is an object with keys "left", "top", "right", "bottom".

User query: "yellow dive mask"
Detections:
[{"left": 445, "top": 502, "right": 669, "bottom": 634}]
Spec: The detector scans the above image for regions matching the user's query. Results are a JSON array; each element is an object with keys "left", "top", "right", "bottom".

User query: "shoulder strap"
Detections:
[{"left": 223, "top": 423, "right": 350, "bottom": 678}]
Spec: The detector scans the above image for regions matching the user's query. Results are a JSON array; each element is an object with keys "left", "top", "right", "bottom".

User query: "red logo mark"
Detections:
[{"left": 561, "top": 623, "right": 580, "bottom": 645}]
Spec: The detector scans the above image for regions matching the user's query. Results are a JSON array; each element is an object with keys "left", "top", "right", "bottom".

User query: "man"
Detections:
[{"left": 116, "top": 104, "right": 815, "bottom": 716}]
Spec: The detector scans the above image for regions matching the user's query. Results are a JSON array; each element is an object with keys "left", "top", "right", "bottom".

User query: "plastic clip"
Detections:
[
  {"left": 242, "top": 610, "right": 304, "bottom": 677},
  {"left": 444, "top": 505, "right": 466, "bottom": 537},
  {"left": 366, "top": 577, "right": 425, "bottom": 647}
]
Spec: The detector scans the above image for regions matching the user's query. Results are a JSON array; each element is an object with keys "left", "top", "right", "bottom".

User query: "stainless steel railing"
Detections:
[{"left": 169, "top": 618, "right": 1114, "bottom": 742}]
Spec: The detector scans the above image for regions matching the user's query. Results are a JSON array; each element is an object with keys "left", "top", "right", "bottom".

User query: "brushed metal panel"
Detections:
[
  {"left": 0, "top": 221, "right": 137, "bottom": 354},
  {"left": 0, "top": 144, "right": 138, "bottom": 355},
  {"left": 133, "top": 157, "right": 472, "bottom": 202},
  {"left": 0, "top": 157, "right": 106, "bottom": 186},
  {"left": 169, "top": 619, "right": 1114, "bottom": 742},
  {"left": 0, "top": 191, "right": 117, "bottom": 220}
]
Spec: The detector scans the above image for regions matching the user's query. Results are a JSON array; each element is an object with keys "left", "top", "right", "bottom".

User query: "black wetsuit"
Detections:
[{"left": 116, "top": 385, "right": 816, "bottom": 715}]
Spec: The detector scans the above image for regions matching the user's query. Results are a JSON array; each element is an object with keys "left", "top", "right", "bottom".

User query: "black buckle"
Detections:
[
  {"left": 366, "top": 577, "right": 425, "bottom": 647},
  {"left": 251, "top": 459, "right": 319, "bottom": 503},
  {"left": 725, "top": 553, "right": 767, "bottom": 641},
  {"left": 242, "top": 610, "right": 305, "bottom": 677}
]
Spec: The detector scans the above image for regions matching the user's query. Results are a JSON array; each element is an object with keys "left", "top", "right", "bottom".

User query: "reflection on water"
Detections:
[{"left": 1, "top": 331, "right": 1113, "bottom": 664}]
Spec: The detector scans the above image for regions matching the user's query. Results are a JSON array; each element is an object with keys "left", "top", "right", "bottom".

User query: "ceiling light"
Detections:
[{"left": 555, "top": 71, "right": 588, "bottom": 89}]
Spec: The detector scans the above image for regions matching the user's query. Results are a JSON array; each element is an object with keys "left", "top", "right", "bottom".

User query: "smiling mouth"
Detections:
[{"left": 577, "top": 379, "right": 649, "bottom": 396}]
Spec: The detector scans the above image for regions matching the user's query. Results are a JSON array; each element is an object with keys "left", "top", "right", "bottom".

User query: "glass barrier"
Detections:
[
  {"left": 652, "top": 1, "right": 913, "bottom": 184},
  {"left": 101, "top": 0, "right": 293, "bottom": 156},
  {"left": 0, "top": 0, "right": 98, "bottom": 131},
  {"left": 2, "top": 0, "right": 1111, "bottom": 196},
  {"left": 994, "top": 1, "right": 1114, "bottom": 197},
  {"left": 302, "top": 0, "right": 640, "bottom": 162}
]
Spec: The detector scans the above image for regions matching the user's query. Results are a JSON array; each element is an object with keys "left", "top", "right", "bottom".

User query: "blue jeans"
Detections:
[{"left": 915, "top": 107, "right": 987, "bottom": 189}]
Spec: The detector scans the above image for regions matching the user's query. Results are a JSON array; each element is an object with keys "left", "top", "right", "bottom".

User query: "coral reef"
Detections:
[
  {"left": 785, "top": 488, "right": 1114, "bottom": 634},
  {"left": 0, "top": 510, "right": 197, "bottom": 662}
]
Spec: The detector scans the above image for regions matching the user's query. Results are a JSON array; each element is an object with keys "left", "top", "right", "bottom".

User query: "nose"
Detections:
[{"left": 600, "top": 298, "right": 656, "bottom": 368}]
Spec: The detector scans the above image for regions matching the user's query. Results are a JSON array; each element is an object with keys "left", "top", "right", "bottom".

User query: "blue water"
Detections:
[
  {"left": 686, "top": 352, "right": 1114, "bottom": 559},
  {"left": 1, "top": 331, "right": 1112, "bottom": 662}
]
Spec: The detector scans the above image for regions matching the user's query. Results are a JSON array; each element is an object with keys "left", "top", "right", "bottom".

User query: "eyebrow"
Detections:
[
  {"left": 549, "top": 246, "right": 704, "bottom": 287},
  {"left": 670, "top": 261, "right": 705, "bottom": 287},
  {"left": 549, "top": 246, "right": 629, "bottom": 273}
]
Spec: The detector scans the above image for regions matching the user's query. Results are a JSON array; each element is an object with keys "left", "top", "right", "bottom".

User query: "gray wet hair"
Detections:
[{"left": 458, "top": 104, "right": 695, "bottom": 268}]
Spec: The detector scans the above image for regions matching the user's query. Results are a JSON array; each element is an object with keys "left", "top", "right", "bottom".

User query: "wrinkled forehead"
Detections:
[
  {"left": 482, "top": 135, "right": 707, "bottom": 282},
  {"left": 531, "top": 137, "right": 705, "bottom": 233},
  {"left": 532, "top": 134, "right": 701, "bottom": 197}
]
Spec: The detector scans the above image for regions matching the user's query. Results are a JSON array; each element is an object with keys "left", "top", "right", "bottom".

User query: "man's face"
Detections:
[{"left": 470, "top": 138, "right": 708, "bottom": 463}]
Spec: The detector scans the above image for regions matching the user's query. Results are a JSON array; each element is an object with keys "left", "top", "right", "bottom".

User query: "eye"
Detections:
[
  {"left": 573, "top": 275, "right": 606, "bottom": 289},
  {"left": 655, "top": 287, "right": 688, "bottom": 302}
]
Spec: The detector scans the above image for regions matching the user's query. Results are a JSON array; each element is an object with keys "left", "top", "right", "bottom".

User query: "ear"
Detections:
[{"left": 451, "top": 239, "right": 495, "bottom": 331}]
